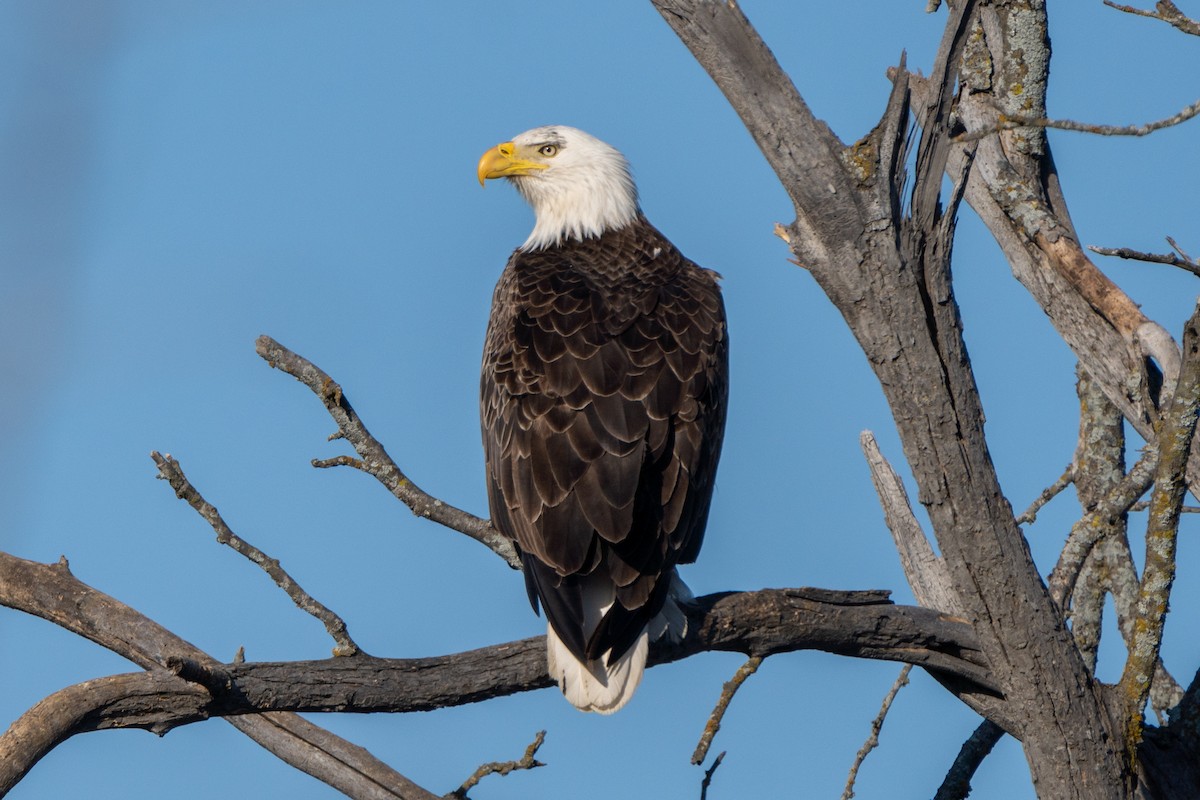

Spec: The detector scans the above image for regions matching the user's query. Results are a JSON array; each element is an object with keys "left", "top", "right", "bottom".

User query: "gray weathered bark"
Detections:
[
  {"left": 4, "top": 3, "right": 1198, "bottom": 797},
  {"left": 649, "top": 0, "right": 1176, "bottom": 796},
  {"left": 0, "top": 552, "right": 992, "bottom": 795}
]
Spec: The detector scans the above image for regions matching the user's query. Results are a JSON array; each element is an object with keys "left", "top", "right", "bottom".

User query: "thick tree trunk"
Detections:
[{"left": 651, "top": 0, "right": 1134, "bottom": 796}]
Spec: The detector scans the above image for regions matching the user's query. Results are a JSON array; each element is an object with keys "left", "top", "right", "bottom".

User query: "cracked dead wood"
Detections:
[
  {"left": 860, "top": 430, "right": 1016, "bottom": 731},
  {"left": 934, "top": 359, "right": 1188, "bottom": 798},
  {"left": 4, "top": 3, "right": 1199, "bottom": 798},
  {"left": 908, "top": 6, "right": 1192, "bottom": 482},
  {"left": 0, "top": 551, "right": 1001, "bottom": 789},
  {"left": 0, "top": 552, "right": 440, "bottom": 800},
  {"left": 652, "top": 0, "right": 1132, "bottom": 795},
  {"left": 860, "top": 431, "right": 962, "bottom": 616}
]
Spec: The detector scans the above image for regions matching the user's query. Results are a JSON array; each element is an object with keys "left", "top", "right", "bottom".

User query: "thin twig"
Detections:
[
  {"left": 256, "top": 335, "right": 520, "bottom": 569},
  {"left": 1170, "top": 237, "right": 1197, "bottom": 264},
  {"left": 1015, "top": 463, "right": 1075, "bottom": 525},
  {"left": 841, "top": 665, "right": 912, "bottom": 800},
  {"left": 1089, "top": 240, "right": 1200, "bottom": 278},
  {"left": 933, "top": 720, "right": 1005, "bottom": 800},
  {"left": 151, "top": 451, "right": 361, "bottom": 657},
  {"left": 954, "top": 97, "right": 1200, "bottom": 142},
  {"left": 1104, "top": 0, "right": 1200, "bottom": 36},
  {"left": 445, "top": 731, "right": 546, "bottom": 799},
  {"left": 700, "top": 751, "right": 725, "bottom": 800},
  {"left": 1118, "top": 301, "right": 1200, "bottom": 751},
  {"left": 691, "top": 656, "right": 764, "bottom": 765},
  {"left": 312, "top": 454, "right": 367, "bottom": 470}
]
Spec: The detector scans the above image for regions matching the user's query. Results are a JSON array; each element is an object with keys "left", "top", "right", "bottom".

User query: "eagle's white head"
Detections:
[{"left": 477, "top": 125, "right": 640, "bottom": 251}]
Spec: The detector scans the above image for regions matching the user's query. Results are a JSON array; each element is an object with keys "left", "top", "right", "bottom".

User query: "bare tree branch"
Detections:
[
  {"left": 234, "top": 709, "right": 443, "bottom": 800},
  {"left": 1016, "top": 463, "right": 1076, "bottom": 526},
  {"left": 313, "top": 454, "right": 369, "bottom": 470},
  {"left": 0, "top": 551, "right": 442, "bottom": 800},
  {"left": 1104, "top": 0, "right": 1200, "bottom": 36},
  {"left": 1048, "top": 450, "right": 1158, "bottom": 607},
  {"left": 0, "top": 554, "right": 1003, "bottom": 770},
  {"left": 152, "top": 450, "right": 361, "bottom": 657},
  {"left": 1090, "top": 238, "right": 1200, "bottom": 278},
  {"left": 0, "top": 670, "right": 440, "bottom": 800},
  {"left": 860, "top": 431, "right": 963, "bottom": 614},
  {"left": 1130, "top": 501, "right": 1200, "bottom": 513},
  {"left": 1070, "top": 367, "right": 1184, "bottom": 720},
  {"left": 1071, "top": 365, "right": 1131, "bottom": 673},
  {"left": 255, "top": 335, "right": 519, "bottom": 568},
  {"left": 445, "top": 731, "right": 546, "bottom": 799},
  {"left": 933, "top": 720, "right": 1005, "bottom": 800},
  {"left": 1119, "top": 302, "right": 1200, "bottom": 750},
  {"left": 841, "top": 665, "right": 912, "bottom": 800},
  {"left": 691, "top": 656, "right": 763, "bottom": 766},
  {"left": 1082, "top": 530, "right": 1185, "bottom": 720},
  {"left": 0, "top": 582, "right": 1004, "bottom": 789},
  {"left": 699, "top": 751, "right": 725, "bottom": 800},
  {"left": 910, "top": 7, "right": 1190, "bottom": 489},
  {"left": 953, "top": 97, "right": 1200, "bottom": 141},
  {"left": 0, "top": 671, "right": 209, "bottom": 793},
  {"left": 651, "top": 3, "right": 1131, "bottom": 793}
]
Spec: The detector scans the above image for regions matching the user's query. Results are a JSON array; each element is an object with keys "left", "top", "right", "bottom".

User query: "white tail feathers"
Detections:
[
  {"left": 546, "top": 572, "right": 692, "bottom": 713},
  {"left": 546, "top": 625, "right": 648, "bottom": 714}
]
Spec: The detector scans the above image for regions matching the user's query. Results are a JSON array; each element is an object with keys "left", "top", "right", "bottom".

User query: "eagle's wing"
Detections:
[{"left": 481, "top": 224, "right": 727, "bottom": 664}]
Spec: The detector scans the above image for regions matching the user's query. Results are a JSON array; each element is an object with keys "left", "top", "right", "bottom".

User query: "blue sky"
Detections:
[{"left": 2, "top": 2, "right": 1198, "bottom": 798}]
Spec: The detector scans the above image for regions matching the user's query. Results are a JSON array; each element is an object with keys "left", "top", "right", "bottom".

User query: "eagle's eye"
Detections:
[{"left": 538, "top": 144, "right": 559, "bottom": 157}]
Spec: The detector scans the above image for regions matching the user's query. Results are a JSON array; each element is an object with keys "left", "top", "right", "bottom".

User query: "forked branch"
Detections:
[
  {"left": 0, "top": 551, "right": 440, "bottom": 800},
  {"left": 255, "top": 335, "right": 519, "bottom": 568},
  {"left": 0, "top": 553, "right": 1002, "bottom": 791},
  {"left": 1090, "top": 238, "right": 1200, "bottom": 278},
  {"left": 1104, "top": 0, "right": 1200, "bottom": 36},
  {"left": 152, "top": 450, "right": 361, "bottom": 657},
  {"left": 1119, "top": 302, "right": 1200, "bottom": 749}
]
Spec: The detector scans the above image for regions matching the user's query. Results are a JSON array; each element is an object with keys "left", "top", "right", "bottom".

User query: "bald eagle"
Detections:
[{"left": 477, "top": 126, "right": 727, "bottom": 713}]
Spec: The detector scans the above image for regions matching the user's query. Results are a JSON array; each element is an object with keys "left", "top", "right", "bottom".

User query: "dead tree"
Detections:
[
  {"left": 3, "top": 2, "right": 1200, "bottom": 798},
  {"left": 649, "top": 1, "right": 1200, "bottom": 797}
]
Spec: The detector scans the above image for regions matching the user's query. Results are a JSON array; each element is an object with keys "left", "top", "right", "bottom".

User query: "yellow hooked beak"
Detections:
[{"left": 477, "top": 141, "right": 549, "bottom": 186}]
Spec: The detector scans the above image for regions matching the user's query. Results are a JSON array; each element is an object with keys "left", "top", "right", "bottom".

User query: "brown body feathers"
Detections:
[{"left": 481, "top": 213, "right": 728, "bottom": 667}]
